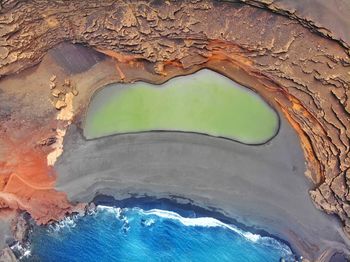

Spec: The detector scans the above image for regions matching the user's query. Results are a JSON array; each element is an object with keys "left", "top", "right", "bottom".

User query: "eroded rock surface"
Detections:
[
  {"left": 0, "top": 0, "right": 350, "bottom": 259},
  {"left": 225, "top": 0, "right": 350, "bottom": 51}
]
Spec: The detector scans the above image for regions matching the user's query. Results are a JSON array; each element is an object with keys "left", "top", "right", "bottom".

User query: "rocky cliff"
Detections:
[{"left": 0, "top": 0, "right": 350, "bottom": 253}]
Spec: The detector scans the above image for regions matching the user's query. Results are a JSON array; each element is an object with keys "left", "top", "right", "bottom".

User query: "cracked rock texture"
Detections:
[
  {"left": 224, "top": 0, "right": 350, "bottom": 51},
  {"left": 0, "top": 0, "right": 350, "bottom": 249}
]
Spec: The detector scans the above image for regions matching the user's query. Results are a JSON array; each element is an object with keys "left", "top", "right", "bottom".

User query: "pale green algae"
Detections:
[{"left": 84, "top": 69, "right": 279, "bottom": 144}]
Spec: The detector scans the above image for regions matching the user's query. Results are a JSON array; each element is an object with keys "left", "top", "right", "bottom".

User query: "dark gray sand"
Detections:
[
  {"left": 55, "top": 117, "right": 350, "bottom": 260},
  {"left": 0, "top": 220, "right": 11, "bottom": 249},
  {"left": 49, "top": 42, "right": 106, "bottom": 74}
]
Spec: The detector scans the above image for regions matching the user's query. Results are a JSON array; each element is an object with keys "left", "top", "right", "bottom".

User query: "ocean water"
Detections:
[{"left": 21, "top": 205, "right": 295, "bottom": 262}]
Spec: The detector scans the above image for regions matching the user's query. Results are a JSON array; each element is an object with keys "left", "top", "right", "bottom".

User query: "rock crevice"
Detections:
[{"left": 0, "top": 0, "right": 350, "bottom": 251}]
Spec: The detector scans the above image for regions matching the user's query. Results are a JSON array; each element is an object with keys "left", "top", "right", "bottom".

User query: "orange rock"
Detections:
[{"left": 0, "top": 120, "right": 75, "bottom": 225}]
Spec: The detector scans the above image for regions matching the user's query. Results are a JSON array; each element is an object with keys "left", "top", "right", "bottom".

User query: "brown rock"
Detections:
[
  {"left": 51, "top": 89, "right": 61, "bottom": 98},
  {"left": 0, "top": 0, "right": 350, "bottom": 250},
  {"left": 49, "top": 82, "right": 56, "bottom": 89},
  {"left": 49, "top": 75, "right": 56, "bottom": 82},
  {"left": 55, "top": 100, "right": 67, "bottom": 110},
  {"left": 72, "top": 89, "right": 79, "bottom": 96},
  {"left": 64, "top": 79, "right": 71, "bottom": 87}
]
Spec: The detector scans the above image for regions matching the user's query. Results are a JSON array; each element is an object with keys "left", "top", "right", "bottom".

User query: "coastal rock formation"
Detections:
[
  {"left": 224, "top": 0, "right": 350, "bottom": 51},
  {"left": 0, "top": 0, "right": 349, "bottom": 259}
]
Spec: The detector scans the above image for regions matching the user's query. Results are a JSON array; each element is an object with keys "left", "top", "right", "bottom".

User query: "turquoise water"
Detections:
[{"left": 22, "top": 204, "right": 295, "bottom": 262}]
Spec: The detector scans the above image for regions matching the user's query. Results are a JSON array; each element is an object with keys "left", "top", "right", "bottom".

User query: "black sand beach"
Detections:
[
  {"left": 0, "top": 220, "right": 11, "bottom": 249},
  {"left": 55, "top": 116, "right": 350, "bottom": 261},
  {"left": 1, "top": 0, "right": 350, "bottom": 261}
]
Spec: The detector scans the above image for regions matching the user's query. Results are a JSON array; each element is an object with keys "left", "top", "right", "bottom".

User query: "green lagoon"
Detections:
[{"left": 84, "top": 69, "right": 279, "bottom": 144}]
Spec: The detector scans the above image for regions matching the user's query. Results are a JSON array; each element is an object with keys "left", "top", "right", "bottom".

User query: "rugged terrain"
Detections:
[{"left": 0, "top": 0, "right": 350, "bottom": 260}]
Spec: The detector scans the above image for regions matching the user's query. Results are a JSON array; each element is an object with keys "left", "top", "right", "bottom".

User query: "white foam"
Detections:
[
  {"left": 141, "top": 209, "right": 260, "bottom": 242},
  {"left": 48, "top": 214, "right": 81, "bottom": 233},
  {"left": 40, "top": 205, "right": 293, "bottom": 260},
  {"left": 23, "top": 249, "right": 31, "bottom": 258},
  {"left": 11, "top": 242, "right": 31, "bottom": 260},
  {"left": 140, "top": 208, "right": 294, "bottom": 257},
  {"left": 97, "top": 205, "right": 131, "bottom": 232},
  {"left": 143, "top": 218, "right": 155, "bottom": 227},
  {"left": 97, "top": 205, "right": 123, "bottom": 218}
]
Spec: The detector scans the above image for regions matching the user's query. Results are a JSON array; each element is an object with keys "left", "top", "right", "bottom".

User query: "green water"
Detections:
[{"left": 84, "top": 69, "right": 278, "bottom": 144}]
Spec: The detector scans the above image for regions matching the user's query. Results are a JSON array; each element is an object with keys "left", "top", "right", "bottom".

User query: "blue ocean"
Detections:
[{"left": 20, "top": 202, "right": 296, "bottom": 262}]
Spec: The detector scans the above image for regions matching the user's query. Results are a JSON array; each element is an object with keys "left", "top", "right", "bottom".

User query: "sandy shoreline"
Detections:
[
  {"left": 0, "top": 1, "right": 349, "bottom": 260},
  {"left": 92, "top": 195, "right": 295, "bottom": 250},
  {"left": 55, "top": 116, "right": 350, "bottom": 261}
]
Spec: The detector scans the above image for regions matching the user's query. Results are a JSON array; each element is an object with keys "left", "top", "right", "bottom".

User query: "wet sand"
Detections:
[{"left": 55, "top": 116, "right": 350, "bottom": 260}]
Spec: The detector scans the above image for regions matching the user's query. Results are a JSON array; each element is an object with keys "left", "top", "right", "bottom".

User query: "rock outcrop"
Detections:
[{"left": 0, "top": 0, "right": 350, "bottom": 253}]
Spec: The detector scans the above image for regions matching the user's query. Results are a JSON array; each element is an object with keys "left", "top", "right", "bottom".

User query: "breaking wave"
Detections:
[{"left": 21, "top": 204, "right": 297, "bottom": 262}]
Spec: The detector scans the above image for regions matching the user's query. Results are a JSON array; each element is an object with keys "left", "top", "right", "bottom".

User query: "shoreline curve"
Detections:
[{"left": 55, "top": 115, "right": 350, "bottom": 261}]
